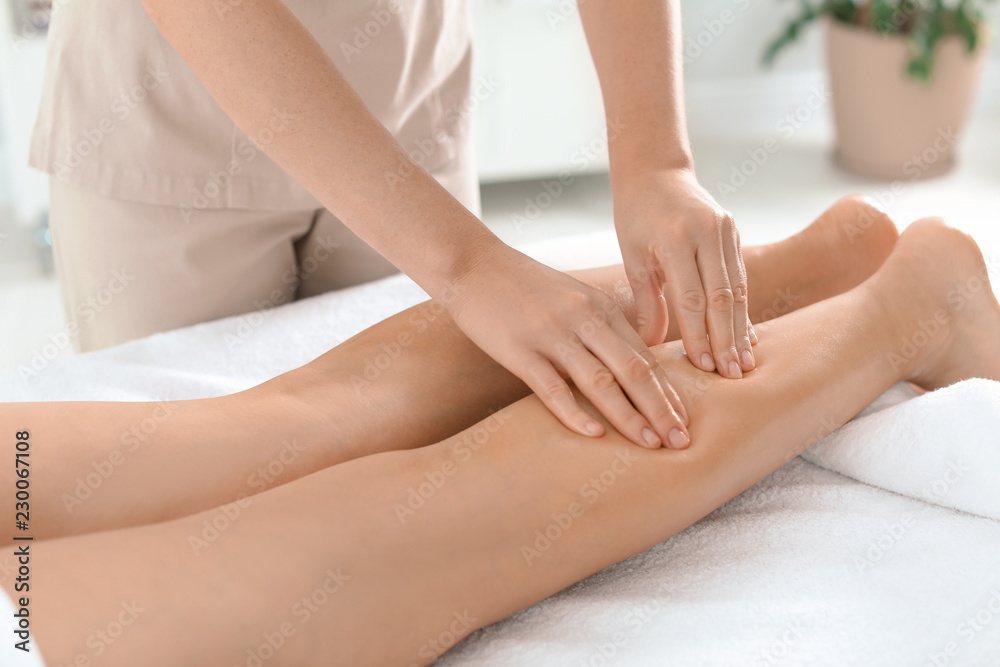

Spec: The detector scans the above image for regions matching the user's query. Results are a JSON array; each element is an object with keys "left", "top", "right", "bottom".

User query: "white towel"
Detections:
[{"left": 0, "top": 587, "right": 47, "bottom": 667}]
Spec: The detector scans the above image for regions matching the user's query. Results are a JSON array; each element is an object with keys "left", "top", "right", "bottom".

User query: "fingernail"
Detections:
[
  {"left": 700, "top": 353, "right": 715, "bottom": 371},
  {"left": 641, "top": 427, "right": 661, "bottom": 448},
  {"left": 728, "top": 360, "right": 743, "bottom": 378},
  {"left": 741, "top": 349, "right": 755, "bottom": 369},
  {"left": 668, "top": 428, "right": 690, "bottom": 449},
  {"left": 584, "top": 421, "right": 602, "bottom": 436},
  {"left": 749, "top": 326, "right": 759, "bottom": 344}
]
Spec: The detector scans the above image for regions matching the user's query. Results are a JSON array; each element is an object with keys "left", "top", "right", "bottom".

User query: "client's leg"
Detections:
[
  {"left": 11, "top": 219, "right": 997, "bottom": 666},
  {"left": 1, "top": 196, "right": 896, "bottom": 542}
]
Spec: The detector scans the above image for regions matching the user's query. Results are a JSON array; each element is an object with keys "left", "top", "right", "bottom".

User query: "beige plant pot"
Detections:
[{"left": 826, "top": 19, "right": 989, "bottom": 180}]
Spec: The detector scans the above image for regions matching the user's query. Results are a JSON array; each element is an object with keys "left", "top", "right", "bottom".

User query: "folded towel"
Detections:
[{"left": 803, "top": 379, "right": 1000, "bottom": 521}]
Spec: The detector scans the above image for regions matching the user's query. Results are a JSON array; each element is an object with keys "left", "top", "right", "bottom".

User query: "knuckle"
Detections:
[
  {"left": 649, "top": 406, "right": 679, "bottom": 429},
  {"left": 708, "top": 287, "right": 735, "bottom": 311},
  {"left": 556, "top": 290, "right": 592, "bottom": 318},
  {"left": 542, "top": 378, "right": 571, "bottom": 400},
  {"left": 732, "top": 283, "right": 748, "bottom": 304},
  {"left": 589, "top": 367, "right": 618, "bottom": 391},
  {"left": 623, "top": 354, "right": 652, "bottom": 381},
  {"left": 589, "top": 292, "right": 618, "bottom": 318},
  {"left": 679, "top": 289, "right": 707, "bottom": 313}
]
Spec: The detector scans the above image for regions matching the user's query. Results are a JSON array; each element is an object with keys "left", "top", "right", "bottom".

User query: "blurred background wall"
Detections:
[{"left": 2, "top": 0, "right": 998, "bottom": 243}]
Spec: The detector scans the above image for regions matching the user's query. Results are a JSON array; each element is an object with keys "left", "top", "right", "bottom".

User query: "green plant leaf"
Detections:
[{"left": 761, "top": 0, "right": 994, "bottom": 79}]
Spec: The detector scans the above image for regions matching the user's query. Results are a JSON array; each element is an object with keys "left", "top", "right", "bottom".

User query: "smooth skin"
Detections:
[
  {"left": 9, "top": 201, "right": 1000, "bottom": 667},
  {"left": 137, "top": 0, "right": 743, "bottom": 449},
  {"left": 0, "top": 196, "right": 896, "bottom": 543}
]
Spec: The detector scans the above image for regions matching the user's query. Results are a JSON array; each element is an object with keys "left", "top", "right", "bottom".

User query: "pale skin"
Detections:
[
  {"left": 137, "top": 0, "right": 747, "bottom": 449},
  {"left": 4, "top": 198, "right": 1000, "bottom": 666}
]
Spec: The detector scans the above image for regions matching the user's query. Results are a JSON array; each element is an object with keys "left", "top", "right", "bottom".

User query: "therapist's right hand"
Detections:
[{"left": 445, "top": 246, "right": 691, "bottom": 449}]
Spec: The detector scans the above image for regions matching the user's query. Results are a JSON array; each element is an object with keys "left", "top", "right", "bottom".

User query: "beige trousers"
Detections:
[{"left": 49, "top": 168, "right": 478, "bottom": 352}]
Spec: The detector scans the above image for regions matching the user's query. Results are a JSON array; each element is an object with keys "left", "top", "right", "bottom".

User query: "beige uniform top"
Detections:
[{"left": 29, "top": 0, "right": 475, "bottom": 212}]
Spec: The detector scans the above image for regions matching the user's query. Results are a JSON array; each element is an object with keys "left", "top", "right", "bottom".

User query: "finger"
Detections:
[
  {"left": 522, "top": 355, "right": 605, "bottom": 438},
  {"left": 562, "top": 347, "right": 663, "bottom": 448},
  {"left": 626, "top": 253, "right": 669, "bottom": 346},
  {"left": 658, "top": 244, "right": 716, "bottom": 373},
  {"left": 654, "top": 358, "right": 690, "bottom": 427},
  {"left": 581, "top": 313, "right": 690, "bottom": 448},
  {"left": 697, "top": 221, "right": 742, "bottom": 379},
  {"left": 724, "top": 221, "right": 754, "bottom": 372},
  {"left": 608, "top": 312, "right": 689, "bottom": 427}
]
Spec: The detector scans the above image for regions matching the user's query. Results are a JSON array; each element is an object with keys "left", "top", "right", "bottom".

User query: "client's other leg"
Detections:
[
  {"left": 14, "top": 219, "right": 997, "bottom": 666},
  {"left": 5, "top": 197, "right": 896, "bottom": 541}
]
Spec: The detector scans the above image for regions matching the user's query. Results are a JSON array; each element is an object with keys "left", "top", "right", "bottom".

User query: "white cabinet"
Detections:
[{"left": 471, "top": 0, "right": 609, "bottom": 182}]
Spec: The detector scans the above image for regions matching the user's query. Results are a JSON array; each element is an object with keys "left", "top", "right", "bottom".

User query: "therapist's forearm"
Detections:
[
  {"left": 579, "top": 0, "right": 694, "bottom": 179},
  {"left": 140, "top": 0, "right": 499, "bottom": 298}
]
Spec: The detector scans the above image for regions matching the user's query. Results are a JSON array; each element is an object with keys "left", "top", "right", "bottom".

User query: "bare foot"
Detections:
[
  {"left": 870, "top": 217, "right": 1000, "bottom": 391},
  {"left": 746, "top": 194, "right": 899, "bottom": 322}
]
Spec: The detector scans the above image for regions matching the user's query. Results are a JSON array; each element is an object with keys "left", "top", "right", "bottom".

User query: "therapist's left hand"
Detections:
[{"left": 614, "top": 167, "right": 757, "bottom": 379}]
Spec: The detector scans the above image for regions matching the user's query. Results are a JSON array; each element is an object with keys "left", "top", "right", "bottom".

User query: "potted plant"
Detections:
[{"left": 764, "top": 0, "right": 994, "bottom": 180}]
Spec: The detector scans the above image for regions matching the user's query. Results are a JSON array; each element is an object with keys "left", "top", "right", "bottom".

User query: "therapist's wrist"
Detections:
[
  {"left": 610, "top": 161, "right": 697, "bottom": 205},
  {"left": 435, "top": 230, "right": 511, "bottom": 308},
  {"left": 611, "top": 149, "right": 694, "bottom": 195}
]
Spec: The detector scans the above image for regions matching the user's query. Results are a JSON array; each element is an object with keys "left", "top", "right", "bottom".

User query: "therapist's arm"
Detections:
[
  {"left": 579, "top": 0, "right": 757, "bottom": 380},
  {"left": 138, "top": 0, "right": 691, "bottom": 449}
]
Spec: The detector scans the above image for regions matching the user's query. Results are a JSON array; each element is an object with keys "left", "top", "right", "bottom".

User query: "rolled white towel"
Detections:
[{"left": 802, "top": 378, "right": 1000, "bottom": 521}]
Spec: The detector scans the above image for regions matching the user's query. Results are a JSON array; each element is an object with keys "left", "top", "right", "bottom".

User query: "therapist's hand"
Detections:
[
  {"left": 614, "top": 167, "right": 757, "bottom": 379},
  {"left": 446, "top": 247, "right": 690, "bottom": 449}
]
